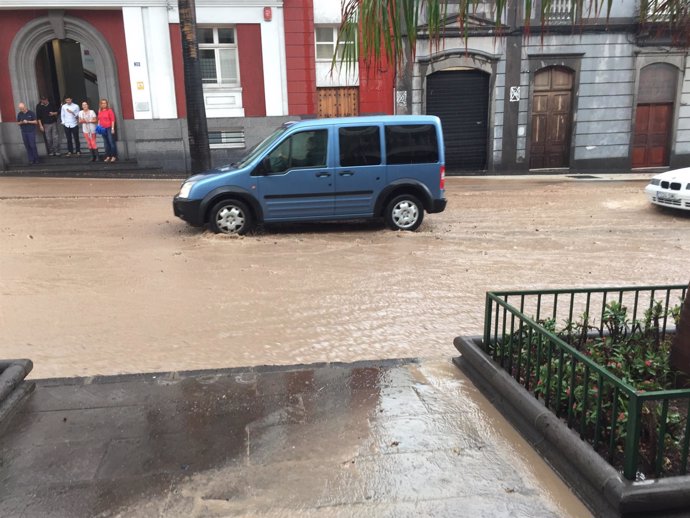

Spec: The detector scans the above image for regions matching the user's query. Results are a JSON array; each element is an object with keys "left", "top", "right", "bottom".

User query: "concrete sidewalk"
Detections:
[
  {"left": 0, "top": 358, "right": 589, "bottom": 517},
  {"left": 447, "top": 172, "right": 656, "bottom": 182}
]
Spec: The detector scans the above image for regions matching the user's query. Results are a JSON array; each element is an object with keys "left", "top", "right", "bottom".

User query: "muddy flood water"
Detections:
[
  {"left": 4, "top": 174, "right": 681, "bottom": 517},
  {"left": 0, "top": 175, "right": 687, "bottom": 379}
]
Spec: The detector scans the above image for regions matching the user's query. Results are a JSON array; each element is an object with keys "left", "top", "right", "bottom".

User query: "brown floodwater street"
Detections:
[{"left": 0, "top": 174, "right": 687, "bottom": 379}]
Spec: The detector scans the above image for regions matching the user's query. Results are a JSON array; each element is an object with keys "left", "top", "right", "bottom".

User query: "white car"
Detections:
[{"left": 644, "top": 168, "right": 690, "bottom": 211}]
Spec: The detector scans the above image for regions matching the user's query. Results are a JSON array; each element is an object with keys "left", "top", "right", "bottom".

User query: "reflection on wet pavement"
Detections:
[{"left": 0, "top": 358, "right": 590, "bottom": 517}]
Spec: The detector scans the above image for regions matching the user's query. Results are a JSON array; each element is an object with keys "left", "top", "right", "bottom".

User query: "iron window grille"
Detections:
[{"left": 209, "top": 129, "right": 246, "bottom": 149}]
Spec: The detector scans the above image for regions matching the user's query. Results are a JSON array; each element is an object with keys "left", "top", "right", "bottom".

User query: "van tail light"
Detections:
[{"left": 440, "top": 165, "right": 446, "bottom": 190}]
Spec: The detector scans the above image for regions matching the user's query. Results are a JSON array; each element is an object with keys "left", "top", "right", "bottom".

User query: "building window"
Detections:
[
  {"left": 209, "top": 129, "right": 246, "bottom": 149},
  {"left": 645, "top": 0, "right": 672, "bottom": 19},
  {"left": 315, "top": 26, "right": 356, "bottom": 61},
  {"left": 198, "top": 27, "right": 239, "bottom": 86}
]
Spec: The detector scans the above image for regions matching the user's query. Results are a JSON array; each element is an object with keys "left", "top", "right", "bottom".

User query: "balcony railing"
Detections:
[{"left": 544, "top": 0, "right": 577, "bottom": 24}]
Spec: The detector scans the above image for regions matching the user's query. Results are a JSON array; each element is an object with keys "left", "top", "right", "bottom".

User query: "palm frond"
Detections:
[{"left": 338, "top": 0, "right": 688, "bottom": 68}]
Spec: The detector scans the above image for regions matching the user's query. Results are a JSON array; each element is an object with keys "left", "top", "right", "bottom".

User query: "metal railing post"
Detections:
[
  {"left": 624, "top": 394, "right": 642, "bottom": 480},
  {"left": 483, "top": 292, "right": 493, "bottom": 351}
]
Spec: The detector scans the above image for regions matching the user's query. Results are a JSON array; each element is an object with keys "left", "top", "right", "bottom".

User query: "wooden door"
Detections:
[
  {"left": 317, "top": 87, "right": 358, "bottom": 118},
  {"left": 530, "top": 67, "right": 574, "bottom": 169},
  {"left": 632, "top": 104, "right": 673, "bottom": 168},
  {"left": 632, "top": 63, "right": 677, "bottom": 168}
]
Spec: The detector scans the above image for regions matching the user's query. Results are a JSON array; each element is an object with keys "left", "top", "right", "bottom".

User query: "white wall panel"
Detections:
[
  {"left": 143, "top": 6, "right": 177, "bottom": 119},
  {"left": 122, "top": 7, "right": 154, "bottom": 119},
  {"left": 261, "top": 9, "right": 288, "bottom": 116},
  {"left": 313, "top": 0, "right": 341, "bottom": 24},
  {"left": 123, "top": 6, "right": 177, "bottom": 119}
]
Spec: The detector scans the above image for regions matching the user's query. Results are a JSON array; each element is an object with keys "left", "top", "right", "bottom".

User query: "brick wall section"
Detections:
[
  {"left": 168, "top": 24, "right": 187, "bottom": 118},
  {"left": 0, "top": 10, "right": 37, "bottom": 121},
  {"left": 283, "top": 0, "right": 316, "bottom": 115},
  {"left": 237, "top": 24, "right": 266, "bottom": 117},
  {"left": 359, "top": 53, "right": 395, "bottom": 115}
]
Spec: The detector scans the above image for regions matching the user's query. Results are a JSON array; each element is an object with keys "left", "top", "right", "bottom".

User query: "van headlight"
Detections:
[{"left": 178, "top": 181, "right": 195, "bottom": 199}]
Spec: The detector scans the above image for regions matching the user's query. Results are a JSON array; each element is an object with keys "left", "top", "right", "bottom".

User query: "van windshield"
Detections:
[{"left": 233, "top": 127, "right": 288, "bottom": 169}]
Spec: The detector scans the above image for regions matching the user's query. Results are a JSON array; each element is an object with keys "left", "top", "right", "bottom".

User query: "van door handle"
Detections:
[
  {"left": 339, "top": 171, "right": 354, "bottom": 177},
  {"left": 315, "top": 172, "right": 331, "bottom": 178}
]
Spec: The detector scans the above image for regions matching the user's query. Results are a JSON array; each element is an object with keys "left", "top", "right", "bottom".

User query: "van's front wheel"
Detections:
[
  {"left": 209, "top": 199, "right": 254, "bottom": 235},
  {"left": 384, "top": 195, "right": 424, "bottom": 231}
]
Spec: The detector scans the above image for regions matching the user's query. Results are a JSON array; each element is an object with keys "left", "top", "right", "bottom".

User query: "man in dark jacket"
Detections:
[
  {"left": 17, "top": 102, "right": 39, "bottom": 164},
  {"left": 36, "top": 95, "right": 60, "bottom": 156}
]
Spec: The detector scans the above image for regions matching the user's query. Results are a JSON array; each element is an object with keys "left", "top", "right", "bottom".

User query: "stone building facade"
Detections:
[{"left": 400, "top": 1, "right": 690, "bottom": 174}]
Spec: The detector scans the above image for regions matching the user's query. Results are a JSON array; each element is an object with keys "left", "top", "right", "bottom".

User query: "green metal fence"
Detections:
[{"left": 482, "top": 285, "right": 689, "bottom": 480}]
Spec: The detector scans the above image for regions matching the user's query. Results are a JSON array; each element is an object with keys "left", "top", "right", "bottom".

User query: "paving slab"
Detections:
[{"left": 0, "top": 358, "right": 590, "bottom": 517}]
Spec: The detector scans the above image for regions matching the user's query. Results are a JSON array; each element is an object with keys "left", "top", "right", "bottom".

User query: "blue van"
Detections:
[{"left": 173, "top": 115, "right": 447, "bottom": 234}]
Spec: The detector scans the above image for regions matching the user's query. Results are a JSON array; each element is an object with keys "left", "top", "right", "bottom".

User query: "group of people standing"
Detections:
[{"left": 17, "top": 96, "right": 118, "bottom": 165}]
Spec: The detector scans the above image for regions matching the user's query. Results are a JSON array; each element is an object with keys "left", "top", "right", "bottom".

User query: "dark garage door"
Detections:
[{"left": 426, "top": 70, "right": 490, "bottom": 171}]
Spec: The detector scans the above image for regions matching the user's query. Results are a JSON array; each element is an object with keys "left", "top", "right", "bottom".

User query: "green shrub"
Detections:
[{"left": 489, "top": 300, "right": 686, "bottom": 478}]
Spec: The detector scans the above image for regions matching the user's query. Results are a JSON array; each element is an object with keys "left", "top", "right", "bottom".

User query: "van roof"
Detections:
[{"left": 284, "top": 115, "right": 440, "bottom": 128}]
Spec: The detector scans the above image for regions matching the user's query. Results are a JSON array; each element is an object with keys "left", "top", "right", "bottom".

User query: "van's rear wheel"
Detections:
[
  {"left": 385, "top": 194, "right": 424, "bottom": 231},
  {"left": 209, "top": 199, "right": 254, "bottom": 235}
]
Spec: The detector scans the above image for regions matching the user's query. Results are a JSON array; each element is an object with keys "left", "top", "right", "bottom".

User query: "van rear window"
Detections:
[{"left": 385, "top": 125, "right": 438, "bottom": 164}]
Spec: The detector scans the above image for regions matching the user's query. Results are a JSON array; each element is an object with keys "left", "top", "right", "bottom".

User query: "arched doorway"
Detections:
[
  {"left": 9, "top": 14, "right": 124, "bottom": 153},
  {"left": 632, "top": 63, "right": 678, "bottom": 168},
  {"left": 36, "top": 38, "right": 100, "bottom": 108},
  {"left": 426, "top": 69, "right": 490, "bottom": 171},
  {"left": 530, "top": 66, "right": 574, "bottom": 169}
]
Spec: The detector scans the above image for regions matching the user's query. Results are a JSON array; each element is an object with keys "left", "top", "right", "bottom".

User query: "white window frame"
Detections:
[
  {"left": 315, "top": 25, "right": 356, "bottom": 62},
  {"left": 198, "top": 26, "right": 240, "bottom": 88}
]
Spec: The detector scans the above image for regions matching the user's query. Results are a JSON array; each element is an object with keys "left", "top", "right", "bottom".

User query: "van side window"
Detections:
[
  {"left": 266, "top": 130, "right": 328, "bottom": 174},
  {"left": 385, "top": 125, "right": 438, "bottom": 164},
  {"left": 338, "top": 126, "right": 381, "bottom": 167}
]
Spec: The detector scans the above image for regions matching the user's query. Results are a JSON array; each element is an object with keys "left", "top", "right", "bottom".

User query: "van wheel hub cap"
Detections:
[
  {"left": 217, "top": 206, "right": 245, "bottom": 233},
  {"left": 392, "top": 201, "right": 419, "bottom": 228}
]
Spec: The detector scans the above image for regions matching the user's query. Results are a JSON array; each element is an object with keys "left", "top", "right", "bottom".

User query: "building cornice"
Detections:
[
  {"left": 0, "top": 1, "right": 167, "bottom": 7},
  {"left": 0, "top": 0, "right": 283, "bottom": 8}
]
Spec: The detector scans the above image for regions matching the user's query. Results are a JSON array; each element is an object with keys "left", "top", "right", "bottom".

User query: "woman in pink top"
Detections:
[{"left": 97, "top": 98, "right": 118, "bottom": 162}]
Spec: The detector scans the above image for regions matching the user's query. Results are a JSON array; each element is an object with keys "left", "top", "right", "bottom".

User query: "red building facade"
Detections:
[{"left": 0, "top": 1, "right": 394, "bottom": 173}]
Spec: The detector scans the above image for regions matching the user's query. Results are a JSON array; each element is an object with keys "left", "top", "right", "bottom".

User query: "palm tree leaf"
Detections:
[{"left": 338, "top": 0, "right": 688, "bottom": 67}]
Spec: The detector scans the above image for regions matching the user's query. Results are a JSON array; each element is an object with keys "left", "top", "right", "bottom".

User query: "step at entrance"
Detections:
[{"left": 2, "top": 155, "right": 186, "bottom": 179}]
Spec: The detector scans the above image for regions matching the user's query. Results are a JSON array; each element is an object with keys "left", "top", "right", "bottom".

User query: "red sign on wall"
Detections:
[{"left": 263, "top": 7, "right": 272, "bottom": 21}]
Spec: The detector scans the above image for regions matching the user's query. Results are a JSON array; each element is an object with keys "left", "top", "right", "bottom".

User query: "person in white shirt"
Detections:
[
  {"left": 60, "top": 96, "right": 81, "bottom": 157},
  {"left": 78, "top": 101, "right": 99, "bottom": 162}
]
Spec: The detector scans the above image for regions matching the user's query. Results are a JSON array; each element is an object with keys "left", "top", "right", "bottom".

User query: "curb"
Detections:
[
  {"left": 453, "top": 335, "right": 690, "bottom": 517},
  {"left": 0, "top": 170, "right": 187, "bottom": 180},
  {"left": 0, "top": 359, "right": 35, "bottom": 433},
  {"left": 32, "top": 357, "right": 419, "bottom": 387}
]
